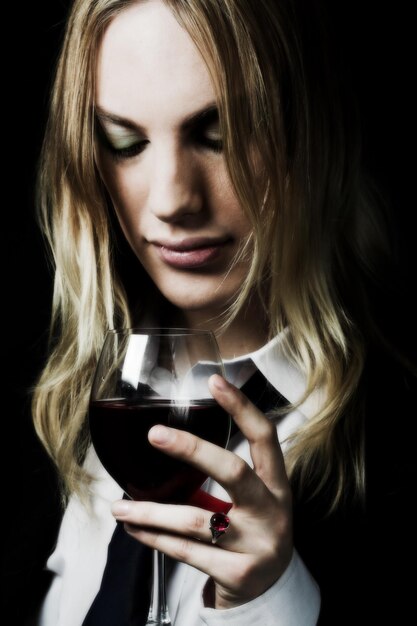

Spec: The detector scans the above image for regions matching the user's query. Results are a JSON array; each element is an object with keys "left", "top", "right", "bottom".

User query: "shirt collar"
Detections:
[{"left": 222, "top": 329, "right": 324, "bottom": 419}]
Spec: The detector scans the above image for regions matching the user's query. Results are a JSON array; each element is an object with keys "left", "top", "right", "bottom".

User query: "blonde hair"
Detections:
[{"left": 33, "top": 0, "right": 391, "bottom": 508}]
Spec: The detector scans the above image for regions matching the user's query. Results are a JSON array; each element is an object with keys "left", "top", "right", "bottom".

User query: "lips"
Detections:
[{"left": 151, "top": 237, "right": 230, "bottom": 269}]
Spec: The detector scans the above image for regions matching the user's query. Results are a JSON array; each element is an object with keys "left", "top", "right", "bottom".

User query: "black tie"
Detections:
[
  {"left": 82, "top": 498, "right": 153, "bottom": 626},
  {"left": 238, "top": 368, "right": 287, "bottom": 420},
  {"left": 83, "top": 367, "right": 287, "bottom": 625}
]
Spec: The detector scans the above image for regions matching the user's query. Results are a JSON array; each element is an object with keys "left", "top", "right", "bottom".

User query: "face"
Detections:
[{"left": 95, "top": 0, "right": 252, "bottom": 321}]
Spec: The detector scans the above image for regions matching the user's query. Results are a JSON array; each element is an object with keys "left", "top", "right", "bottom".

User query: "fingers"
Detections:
[
  {"left": 124, "top": 525, "right": 246, "bottom": 590},
  {"left": 149, "top": 423, "right": 263, "bottom": 507},
  {"left": 147, "top": 374, "right": 289, "bottom": 504},
  {"left": 111, "top": 497, "right": 285, "bottom": 556},
  {"left": 208, "top": 375, "right": 288, "bottom": 494},
  {"left": 112, "top": 500, "right": 216, "bottom": 543},
  {"left": 121, "top": 521, "right": 292, "bottom": 610}
]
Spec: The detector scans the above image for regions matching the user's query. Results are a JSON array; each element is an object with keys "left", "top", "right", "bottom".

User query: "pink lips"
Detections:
[{"left": 152, "top": 238, "right": 229, "bottom": 269}]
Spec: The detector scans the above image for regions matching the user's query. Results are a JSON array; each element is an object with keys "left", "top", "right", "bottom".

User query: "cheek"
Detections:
[
  {"left": 98, "top": 156, "right": 146, "bottom": 233},
  {"left": 206, "top": 165, "right": 251, "bottom": 234}
]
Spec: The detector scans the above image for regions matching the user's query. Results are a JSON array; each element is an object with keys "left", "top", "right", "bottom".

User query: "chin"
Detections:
[
  {"left": 162, "top": 289, "right": 231, "bottom": 314},
  {"left": 156, "top": 276, "right": 239, "bottom": 317}
]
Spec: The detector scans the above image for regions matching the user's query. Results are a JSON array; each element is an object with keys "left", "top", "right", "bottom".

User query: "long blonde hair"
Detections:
[{"left": 33, "top": 0, "right": 392, "bottom": 508}]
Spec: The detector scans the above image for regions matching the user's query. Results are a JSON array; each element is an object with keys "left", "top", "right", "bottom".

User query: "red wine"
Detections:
[{"left": 89, "top": 400, "right": 230, "bottom": 504}]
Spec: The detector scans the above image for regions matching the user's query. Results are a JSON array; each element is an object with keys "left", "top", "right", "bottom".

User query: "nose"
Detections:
[{"left": 146, "top": 143, "right": 203, "bottom": 223}]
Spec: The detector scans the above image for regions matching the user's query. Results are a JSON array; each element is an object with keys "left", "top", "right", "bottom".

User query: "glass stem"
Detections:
[{"left": 146, "top": 550, "right": 171, "bottom": 625}]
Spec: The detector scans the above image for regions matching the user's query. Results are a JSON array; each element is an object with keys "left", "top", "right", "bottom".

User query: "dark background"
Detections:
[{"left": 6, "top": 1, "right": 415, "bottom": 440}]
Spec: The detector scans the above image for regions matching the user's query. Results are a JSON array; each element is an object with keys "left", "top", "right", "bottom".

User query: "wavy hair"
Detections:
[{"left": 33, "top": 0, "right": 393, "bottom": 508}]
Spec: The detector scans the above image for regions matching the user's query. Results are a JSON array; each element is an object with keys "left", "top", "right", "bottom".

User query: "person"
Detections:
[{"left": 8, "top": 0, "right": 416, "bottom": 625}]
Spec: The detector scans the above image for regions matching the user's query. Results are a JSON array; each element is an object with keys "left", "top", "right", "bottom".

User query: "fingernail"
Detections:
[
  {"left": 149, "top": 425, "right": 174, "bottom": 444},
  {"left": 111, "top": 500, "right": 131, "bottom": 517},
  {"left": 210, "top": 374, "right": 229, "bottom": 391}
]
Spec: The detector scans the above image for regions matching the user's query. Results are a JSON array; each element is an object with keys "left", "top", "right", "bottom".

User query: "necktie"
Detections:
[
  {"left": 83, "top": 367, "right": 287, "bottom": 625},
  {"left": 82, "top": 499, "right": 152, "bottom": 626},
  {"left": 236, "top": 367, "right": 287, "bottom": 422}
]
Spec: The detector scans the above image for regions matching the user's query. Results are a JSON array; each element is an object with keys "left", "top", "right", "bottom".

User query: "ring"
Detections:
[{"left": 209, "top": 512, "right": 230, "bottom": 544}]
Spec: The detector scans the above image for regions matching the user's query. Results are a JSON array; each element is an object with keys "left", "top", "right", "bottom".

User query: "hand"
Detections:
[{"left": 111, "top": 374, "right": 293, "bottom": 610}]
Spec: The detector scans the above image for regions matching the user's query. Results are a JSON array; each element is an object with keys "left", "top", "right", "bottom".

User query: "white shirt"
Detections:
[{"left": 39, "top": 331, "right": 322, "bottom": 625}]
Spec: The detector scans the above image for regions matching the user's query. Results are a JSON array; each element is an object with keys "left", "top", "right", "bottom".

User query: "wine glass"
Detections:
[{"left": 89, "top": 328, "right": 231, "bottom": 626}]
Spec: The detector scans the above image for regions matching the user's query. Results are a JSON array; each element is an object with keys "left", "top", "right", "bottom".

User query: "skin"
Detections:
[
  {"left": 96, "top": 0, "right": 292, "bottom": 610},
  {"left": 96, "top": 0, "right": 266, "bottom": 358}
]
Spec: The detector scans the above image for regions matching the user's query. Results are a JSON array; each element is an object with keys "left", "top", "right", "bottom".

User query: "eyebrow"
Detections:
[{"left": 94, "top": 103, "right": 219, "bottom": 133}]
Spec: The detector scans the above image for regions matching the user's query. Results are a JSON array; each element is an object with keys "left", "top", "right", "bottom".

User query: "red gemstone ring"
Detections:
[{"left": 209, "top": 512, "right": 230, "bottom": 544}]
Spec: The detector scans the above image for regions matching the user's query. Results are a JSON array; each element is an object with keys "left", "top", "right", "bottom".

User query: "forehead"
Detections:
[{"left": 95, "top": 0, "right": 215, "bottom": 125}]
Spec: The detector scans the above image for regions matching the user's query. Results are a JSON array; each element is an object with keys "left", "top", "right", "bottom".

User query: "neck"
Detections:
[
  {"left": 137, "top": 287, "right": 269, "bottom": 358},
  {"left": 175, "top": 298, "right": 269, "bottom": 359}
]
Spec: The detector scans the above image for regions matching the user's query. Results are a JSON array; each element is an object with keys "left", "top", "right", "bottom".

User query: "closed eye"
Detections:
[
  {"left": 105, "top": 140, "right": 150, "bottom": 160},
  {"left": 186, "top": 107, "right": 223, "bottom": 153},
  {"left": 95, "top": 117, "right": 149, "bottom": 161},
  {"left": 94, "top": 103, "right": 223, "bottom": 159},
  {"left": 195, "top": 124, "right": 223, "bottom": 153}
]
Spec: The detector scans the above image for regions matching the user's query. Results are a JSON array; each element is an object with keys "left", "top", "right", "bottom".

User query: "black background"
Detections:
[{"left": 6, "top": 1, "right": 415, "bottom": 435}]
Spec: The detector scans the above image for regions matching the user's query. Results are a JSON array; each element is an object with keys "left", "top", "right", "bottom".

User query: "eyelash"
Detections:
[
  {"left": 104, "top": 130, "right": 223, "bottom": 161},
  {"left": 107, "top": 141, "right": 149, "bottom": 161},
  {"left": 199, "top": 134, "right": 223, "bottom": 154}
]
